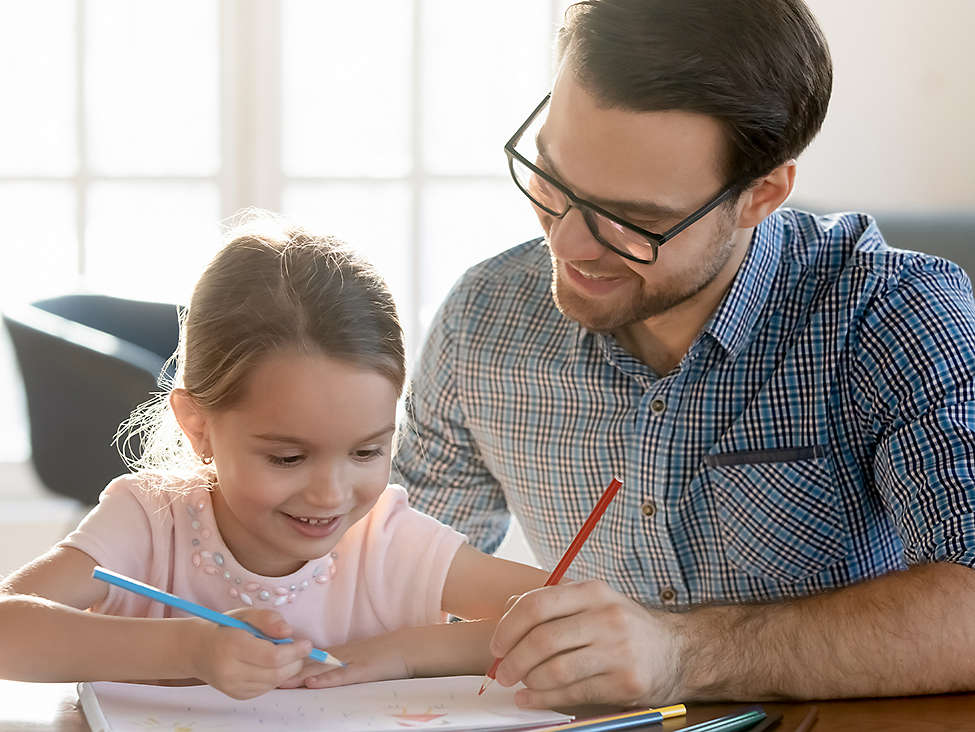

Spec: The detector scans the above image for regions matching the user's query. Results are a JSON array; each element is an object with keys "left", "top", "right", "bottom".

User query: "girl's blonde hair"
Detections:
[{"left": 120, "top": 212, "right": 405, "bottom": 481}]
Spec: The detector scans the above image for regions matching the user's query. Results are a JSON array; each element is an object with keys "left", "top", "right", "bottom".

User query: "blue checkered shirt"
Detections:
[{"left": 391, "top": 209, "right": 975, "bottom": 609}]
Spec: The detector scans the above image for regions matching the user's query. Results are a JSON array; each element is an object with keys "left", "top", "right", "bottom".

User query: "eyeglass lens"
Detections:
[{"left": 509, "top": 154, "right": 657, "bottom": 262}]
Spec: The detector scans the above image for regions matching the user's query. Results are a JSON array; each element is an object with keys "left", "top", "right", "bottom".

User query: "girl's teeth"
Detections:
[{"left": 295, "top": 516, "right": 330, "bottom": 525}]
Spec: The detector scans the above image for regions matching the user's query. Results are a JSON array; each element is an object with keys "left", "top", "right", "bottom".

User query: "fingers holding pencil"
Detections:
[
  {"left": 488, "top": 580, "right": 682, "bottom": 708},
  {"left": 480, "top": 476, "right": 623, "bottom": 697},
  {"left": 489, "top": 579, "right": 620, "bottom": 676}
]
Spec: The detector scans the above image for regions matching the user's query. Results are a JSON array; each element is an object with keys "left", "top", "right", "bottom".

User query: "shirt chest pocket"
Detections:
[{"left": 705, "top": 450, "right": 848, "bottom": 583}]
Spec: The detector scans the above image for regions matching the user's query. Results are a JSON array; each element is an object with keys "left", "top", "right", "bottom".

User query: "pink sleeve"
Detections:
[
  {"left": 58, "top": 475, "right": 170, "bottom": 615},
  {"left": 360, "top": 485, "right": 466, "bottom": 631}
]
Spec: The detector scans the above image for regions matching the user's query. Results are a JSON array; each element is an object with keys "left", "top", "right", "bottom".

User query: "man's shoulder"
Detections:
[
  {"left": 461, "top": 236, "right": 549, "bottom": 286},
  {"left": 778, "top": 208, "right": 972, "bottom": 294},
  {"left": 441, "top": 237, "right": 556, "bottom": 318}
]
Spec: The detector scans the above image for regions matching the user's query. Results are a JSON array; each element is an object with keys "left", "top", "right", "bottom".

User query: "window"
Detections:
[{"left": 0, "top": 1, "right": 570, "bottom": 461}]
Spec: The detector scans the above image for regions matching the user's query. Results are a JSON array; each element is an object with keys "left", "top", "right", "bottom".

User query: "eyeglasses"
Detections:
[{"left": 504, "top": 93, "right": 739, "bottom": 265}]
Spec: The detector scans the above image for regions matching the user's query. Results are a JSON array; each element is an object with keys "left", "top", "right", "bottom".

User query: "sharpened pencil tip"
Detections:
[{"left": 478, "top": 677, "right": 493, "bottom": 696}]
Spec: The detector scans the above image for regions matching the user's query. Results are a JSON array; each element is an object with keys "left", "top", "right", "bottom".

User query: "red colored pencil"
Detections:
[{"left": 478, "top": 475, "right": 624, "bottom": 695}]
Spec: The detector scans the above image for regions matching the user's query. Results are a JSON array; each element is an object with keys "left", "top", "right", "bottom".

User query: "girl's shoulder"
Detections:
[
  {"left": 361, "top": 484, "right": 414, "bottom": 529},
  {"left": 97, "top": 471, "right": 214, "bottom": 524},
  {"left": 352, "top": 484, "right": 465, "bottom": 548}
]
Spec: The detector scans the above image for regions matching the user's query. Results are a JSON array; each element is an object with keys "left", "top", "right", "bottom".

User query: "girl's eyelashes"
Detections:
[
  {"left": 352, "top": 446, "right": 385, "bottom": 462},
  {"left": 268, "top": 454, "right": 305, "bottom": 467},
  {"left": 266, "top": 448, "right": 385, "bottom": 465}
]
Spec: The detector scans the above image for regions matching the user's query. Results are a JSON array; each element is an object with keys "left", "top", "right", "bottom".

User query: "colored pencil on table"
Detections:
[
  {"left": 747, "top": 711, "right": 783, "bottom": 732},
  {"left": 92, "top": 566, "right": 344, "bottom": 667},
  {"left": 679, "top": 707, "right": 767, "bottom": 731},
  {"left": 478, "top": 475, "right": 624, "bottom": 695},
  {"left": 792, "top": 706, "right": 818, "bottom": 732},
  {"left": 526, "top": 703, "right": 686, "bottom": 732}
]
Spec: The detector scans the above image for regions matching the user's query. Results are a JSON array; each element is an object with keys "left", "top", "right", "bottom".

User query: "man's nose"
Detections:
[{"left": 546, "top": 206, "right": 606, "bottom": 261}]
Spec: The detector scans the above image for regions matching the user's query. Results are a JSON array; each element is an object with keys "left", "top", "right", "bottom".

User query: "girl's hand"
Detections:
[
  {"left": 188, "top": 608, "right": 312, "bottom": 699},
  {"left": 278, "top": 631, "right": 411, "bottom": 690}
]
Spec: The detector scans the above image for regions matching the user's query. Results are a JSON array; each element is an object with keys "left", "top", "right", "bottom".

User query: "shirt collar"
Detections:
[{"left": 703, "top": 211, "right": 783, "bottom": 358}]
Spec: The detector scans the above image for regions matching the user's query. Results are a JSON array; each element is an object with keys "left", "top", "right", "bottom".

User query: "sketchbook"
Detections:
[{"left": 78, "top": 675, "right": 573, "bottom": 731}]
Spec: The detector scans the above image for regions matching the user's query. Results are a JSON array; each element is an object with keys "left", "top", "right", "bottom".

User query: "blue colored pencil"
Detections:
[
  {"left": 92, "top": 566, "right": 344, "bottom": 667},
  {"left": 529, "top": 704, "right": 686, "bottom": 732}
]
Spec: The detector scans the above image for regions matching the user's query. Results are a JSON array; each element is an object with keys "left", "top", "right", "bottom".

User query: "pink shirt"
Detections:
[{"left": 59, "top": 474, "right": 466, "bottom": 649}]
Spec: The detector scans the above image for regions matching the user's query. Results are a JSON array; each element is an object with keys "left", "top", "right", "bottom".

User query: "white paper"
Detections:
[{"left": 78, "top": 676, "right": 573, "bottom": 731}]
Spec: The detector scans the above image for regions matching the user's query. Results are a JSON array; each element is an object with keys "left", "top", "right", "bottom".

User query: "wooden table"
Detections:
[{"left": 2, "top": 679, "right": 975, "bottom": 731}]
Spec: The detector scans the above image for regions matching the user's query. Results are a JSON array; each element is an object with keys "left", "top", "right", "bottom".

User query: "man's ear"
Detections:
[
  {"left": 735, "top": 160, "right": 797, "bottom": 229},
  {"left": 170, "top": 388, "right": 211, "bottom": 459}
]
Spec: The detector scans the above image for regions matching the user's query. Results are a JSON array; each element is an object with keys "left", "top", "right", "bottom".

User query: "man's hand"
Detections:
[{"left": 489, "top": 579, "right": 683, "bottom": 708}]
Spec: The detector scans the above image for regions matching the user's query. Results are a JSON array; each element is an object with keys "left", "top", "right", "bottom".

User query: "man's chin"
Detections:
[
  {"left": 552, "top": 273, "right": 695, "bottom": 332},
  {"left": 552, "top": 279, "right": 631, "bottom": 332}
]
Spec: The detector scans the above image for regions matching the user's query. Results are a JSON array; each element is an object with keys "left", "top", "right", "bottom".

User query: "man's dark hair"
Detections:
[{"left": 558, "top": 0, "right": 833, "bottom": 193}]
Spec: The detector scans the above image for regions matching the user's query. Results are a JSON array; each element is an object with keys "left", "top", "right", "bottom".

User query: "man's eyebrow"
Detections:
[
  {"left": 535, "top": 133, "right": 685, "bottom": 219},
  {"left": 253, "top": 425, "right": 396, "bottom": 446}
]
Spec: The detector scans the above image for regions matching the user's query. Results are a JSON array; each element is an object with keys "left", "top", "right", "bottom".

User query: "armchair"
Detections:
[{"left": 2, "top": 295, "right": 181, "bottom": 506}]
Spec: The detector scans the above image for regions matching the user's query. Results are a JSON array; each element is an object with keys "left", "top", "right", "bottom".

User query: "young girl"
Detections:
[{"left": 0, "top": 215, "right": 547, "bottom": 700}]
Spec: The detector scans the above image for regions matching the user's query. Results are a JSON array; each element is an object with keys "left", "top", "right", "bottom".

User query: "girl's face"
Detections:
[{"left": 200, "top": 350, "right": 398, "bottom": 577}]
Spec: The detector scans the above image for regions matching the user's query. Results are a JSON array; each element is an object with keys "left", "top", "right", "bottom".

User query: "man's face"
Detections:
[{"left": 534, "top": 70, "right": 742, "bottom": 332}]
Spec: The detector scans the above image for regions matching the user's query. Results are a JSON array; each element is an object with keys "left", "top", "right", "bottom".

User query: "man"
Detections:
[{"left": 392, "top": 0, "right": 975, "bottom": 708}]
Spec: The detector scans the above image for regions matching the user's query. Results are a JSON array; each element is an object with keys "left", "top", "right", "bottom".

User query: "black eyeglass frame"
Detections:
[{"left": 504, "top": 93, "right": 740, "bottom": 265}]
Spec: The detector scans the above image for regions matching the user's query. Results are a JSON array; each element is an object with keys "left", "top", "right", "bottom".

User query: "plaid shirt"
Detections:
[{"left": 392, "top": 208, "right": 975, "bottom": 609}]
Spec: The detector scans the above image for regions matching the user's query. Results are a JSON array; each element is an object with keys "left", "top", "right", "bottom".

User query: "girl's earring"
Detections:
[{"left": 200, "top": 452, "right": 214, "bottom": 465}]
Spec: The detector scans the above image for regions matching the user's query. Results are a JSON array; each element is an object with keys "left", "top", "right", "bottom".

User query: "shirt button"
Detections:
[
  {"left": 650, "top": 398, "right": 666, "bottom": 414},
  {"left": 641, "top": 500, "right": 656, "bottom": 517},
  {"left": 660, "top": 587, "right": 677, "bottom": 604}
]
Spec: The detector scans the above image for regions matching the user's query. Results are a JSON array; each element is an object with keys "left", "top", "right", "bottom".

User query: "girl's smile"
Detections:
[{"left": 282, "top": 512, "right": 344, "bottom": 539}]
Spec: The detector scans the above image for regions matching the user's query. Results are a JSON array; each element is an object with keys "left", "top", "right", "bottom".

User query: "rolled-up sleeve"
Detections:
[{"left": 854, "top": 259, "right": 975, "bottom": 567}]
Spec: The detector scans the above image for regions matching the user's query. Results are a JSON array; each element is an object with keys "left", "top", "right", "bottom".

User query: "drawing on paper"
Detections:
[{"left": 387, "top": 704, "right": 449, "bottom": 726}]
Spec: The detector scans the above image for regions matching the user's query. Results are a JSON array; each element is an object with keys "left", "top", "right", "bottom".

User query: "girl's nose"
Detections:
[{"left": 304, "top": 465, "right": 350, "bottom": 510}]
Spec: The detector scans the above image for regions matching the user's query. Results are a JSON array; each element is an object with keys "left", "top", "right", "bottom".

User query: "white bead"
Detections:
[{"left": 240, "top": 593, "right": 252, "bottom": 605}]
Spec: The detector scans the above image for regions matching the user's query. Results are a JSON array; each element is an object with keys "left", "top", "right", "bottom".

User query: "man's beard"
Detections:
[{"left": 548, "top": 216, "right": 739, "bottom": 333}]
